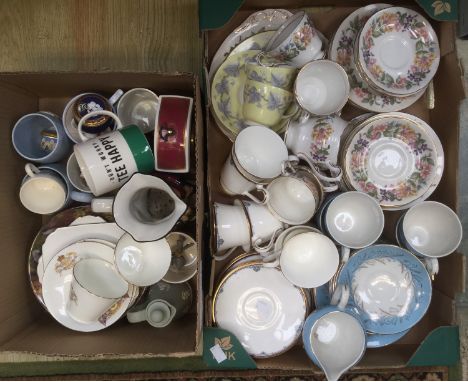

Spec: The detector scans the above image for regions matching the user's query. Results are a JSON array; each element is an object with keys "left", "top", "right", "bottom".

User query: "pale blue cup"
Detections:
[
  {"left": 12, "top": 112, "right": 72, "bottom": 163},
  {"left": 20, "top": 163, "right": 92, "bottom": 215}
]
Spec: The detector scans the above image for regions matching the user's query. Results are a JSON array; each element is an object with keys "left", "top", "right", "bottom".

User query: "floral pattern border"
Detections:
[
  {"left": 349, "top": 120, "right": 435, "bottom": 203},
  {"left": 361, "top": 10, "right": 438, "bottom": 92}
]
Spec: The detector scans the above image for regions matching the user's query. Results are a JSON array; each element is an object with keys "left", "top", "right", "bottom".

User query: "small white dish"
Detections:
[
  {"left": 213, "top": 262, "right": 307, "bottom": 358},
  {"left": 163, "top": 232, "right": 198, "bottom": 284},
  {"left": 69, "top": 215, "right": 106, "bottom": 225},
  {"left": 115, "top": 233, "right": 172, "bottom": 287},
  {"left": 42, "top": 241, "right": 138, "bottom": 331}
]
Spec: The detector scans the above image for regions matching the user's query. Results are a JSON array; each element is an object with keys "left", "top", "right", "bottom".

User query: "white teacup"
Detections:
[
  {"left": 295, "top": 60, "right": 350, "bottom": 116},
  {"left": 237, "top": 200, "right": 285, "bottom": 251},
  {"left": 265, "top": 11, "right": 324, "bottom": 68},
  {"left": 265, "top": 231, "right": 339, "bottom": 288},
  {"left": 212, "top": 202, "right": 251, "bottom": 259},
  {"left": 323, "top": 192, "right": 384, "bottom": 261},
  {"left": 91, "top": 174, "right": 186, "bottom": 242},
  {"left": 66, "top": 258, "right": 129, "bottom": 323},
  {"left": 117, "top": 88, "right": 159, "bottom": 134},
  {"left": 397, "top": 201, "right": 462, "bottom": 258}
]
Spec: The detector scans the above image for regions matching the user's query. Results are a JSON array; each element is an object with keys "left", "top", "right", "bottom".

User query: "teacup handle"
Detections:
[
  {"left": 108, "top": 89, "right": 124, "bottom": 105},
  {"left": 243, "top": 185, "right": 269, "bottom": 205},
  {"left": 262, "top": 257, "right": 280, "bottom": 268},
  {"left": 330, "top": 284, "right": 349, "bottom": 310},
  {"left": 341, "top": 247, "right": 350, "bottom": 264},
  {"left": 296, "top": 152, "right": 343, "bottom": 184},
  {"left": 252, "top": 227, "right": 283, "bottom": 254},
  {"left": 91, "top": 197, "right": 114, "bottom": 213},
  {"left": 78, "top": 110, "right": 123, "bottom": 142},
  {"left": 424, "top": 258, "right": 439, "bottom": 280},
  {"left": 213, "top": 247, "right": 237, "bottom": 261},
  {"left": 25, "top": 163, "right": 41, "bottom": 177}
]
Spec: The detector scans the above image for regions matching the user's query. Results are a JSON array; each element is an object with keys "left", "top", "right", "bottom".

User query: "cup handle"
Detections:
[
  {"left": 213, "top": 247, "right": 237, "bottom": 261},
  {"left": 70, "top": 190, "right": 93, "bottom": 204},
  {"left": 341, "top": 247, "right": 350, "bottom": 264},
  {"left": 243, "top": 185, "right": 269, "bottom": 205},
  {"left": 262, "top": 258, "right": 280, "bottom": 268},
  {"left": 296, "top": 153, "right": 343, "bottom": 184},
  {"left": 330, "top": 284, "right": 349, "bottom": 310},
  {"left": 281, "top": 155, "right": 300, "bottom": 176},
  {"left": 91, "top": 197, "right": 114, "bottom": 213},
  {"left": 25, "top": 163, "right": 41, "bottom": 178},
  {"left": 126, "top": 302, "right": 148, "bottom": 323},
  {"left": 108, "top": 89, "right": 124, "bottom": 105},
  {"left": 252, "top": 228, "right": 282, "bottom": 254},
  {"left": 424, "top": 258, "right": 439, "bottom": 280},
  {"left": 77, "top": 110, "right": 123, "bottom": 142}
]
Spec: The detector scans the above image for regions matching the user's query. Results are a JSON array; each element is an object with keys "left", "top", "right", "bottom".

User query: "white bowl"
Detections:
[
  {"left": 295, "top": 60, "right": 350, "bottom": 116},
  {"left": 325, "top": 191, "right": 384, "bottom": 248},
  {"left": 280, "top": 232, "right": 339, "bottom": 288},
  {"left": 402, "top": 201, "right": 462, "bottom": 258}
]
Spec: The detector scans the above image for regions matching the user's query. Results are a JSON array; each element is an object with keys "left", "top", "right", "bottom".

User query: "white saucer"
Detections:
[
  {"left": 213, "top": 262, "right": 307, "bottom": 358},
  {"left": 42, "top": 241, "right": 138, "bottom": 332}
]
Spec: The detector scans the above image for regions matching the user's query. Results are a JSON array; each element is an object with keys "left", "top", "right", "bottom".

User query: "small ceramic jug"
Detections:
[{"left": 126, "top": 281, "right": 192, "bottom": 328}]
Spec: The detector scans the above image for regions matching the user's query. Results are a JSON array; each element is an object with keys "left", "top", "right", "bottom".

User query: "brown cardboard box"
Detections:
[
  {"left": 204, "top": 1, "right": 465, "bottom": 370},
  {"left": 0, "top": 72, "right": 203, "bottom": 359}
]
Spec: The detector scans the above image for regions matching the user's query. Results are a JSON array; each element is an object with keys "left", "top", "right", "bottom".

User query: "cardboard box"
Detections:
[
  {"left": 0, "top": 73, "right": 204, "bottom": 364},
  {"left": 202, "top": 1, "right": 465, "bottom": 370}
]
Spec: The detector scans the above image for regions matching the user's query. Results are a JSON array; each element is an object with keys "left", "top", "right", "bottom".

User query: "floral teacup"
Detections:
[
  {"left": 243, "top": 80, "right": 293, "bottom": 127},
  {"left": 285, "top": 114, "right": 347, "bottom": 170},
  {"left": 265, "top": 11, "right": 324, "bottom": 68}
]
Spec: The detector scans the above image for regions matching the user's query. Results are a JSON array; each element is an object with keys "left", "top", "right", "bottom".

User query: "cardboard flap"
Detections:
[
  {"left": 407, "top": 326, "right": 460, "bottom": 366},
  {"left": 203, "top": 327, "right": 256, "bottom": 369}
]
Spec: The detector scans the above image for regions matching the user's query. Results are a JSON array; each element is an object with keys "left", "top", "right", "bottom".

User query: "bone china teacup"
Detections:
[
  {"left": 245, "top": 61, "right": 297, "bottom": 90},
  {"left": 265, "top": 11, "right": 324, "bottom": 68},
  {"left": 243, "top": 80, "right": 293, "bottom": 127},
  {"left": 66, "top": 258, "right": 129, "bottom": 324}
]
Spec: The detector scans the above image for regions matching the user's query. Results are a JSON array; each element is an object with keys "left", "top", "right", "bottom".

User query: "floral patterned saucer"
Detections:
[
  {"left": 42, "top": 241, "right": 139, "bottom": 332},
  {"left": 211, "top": 50, "right": 261, "bottom": 140},
  {"left": 213, "top": 262, "right": 307, "bottom": 358},
  {"left": 329, "top": 4, "right": 425, "bottom": 112},
  {"left": 208, "top": 9, "right": 292, "bottom": 79},
  {"left": 341, "top": 112, "right": 443, "bottom": 209},
  {"left": 357, "top": 7, "right": 440, "bottom": 97},
  {"left": 336, "top": 245, "right": 432, "bottom": 335}
]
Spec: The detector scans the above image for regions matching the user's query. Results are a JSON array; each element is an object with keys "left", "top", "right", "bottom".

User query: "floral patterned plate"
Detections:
[
  {"left": 342, "top": 112, "right": 443, "bottom": 209},
  {"left": 329, "top": 4, "right": 425, "bottom": 112},
  {"left": 336, "top": 245, "right": 432, "bottom": 335},
  {"left": 213, "top": 262, "right": 307, "bottom": 358},
  {"left": 208, "top": 9, "right": 292, "bottom": 80},
  {"left": 211, "top": 50, "right": 262, "bottom": 140},
  {"left": 357, "top": 7, "right": 440, "bottom": 97},
  {"left": 42, "top": 241, "right": 139, "bottom": 332}
]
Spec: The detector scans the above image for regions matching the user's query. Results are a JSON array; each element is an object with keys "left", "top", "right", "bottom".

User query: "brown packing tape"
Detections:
[
  {"left": 205, "top": 1, "right": 465, "bottom": 370},
  {"left": 0, "top": 72, "right": 203, "bottom": 359}
]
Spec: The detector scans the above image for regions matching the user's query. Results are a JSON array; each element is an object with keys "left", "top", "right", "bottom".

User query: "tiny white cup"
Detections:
[
  {"left": 117, "top": 88, "right": 159, "bottom": 134},
  {"left": 67, "top": 258, "right": 129, "bottom": 323}
]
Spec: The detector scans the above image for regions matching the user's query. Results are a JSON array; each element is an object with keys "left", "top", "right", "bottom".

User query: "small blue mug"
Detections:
[{"left": 12, "top": 112, "right": 72, "bottom": 163}]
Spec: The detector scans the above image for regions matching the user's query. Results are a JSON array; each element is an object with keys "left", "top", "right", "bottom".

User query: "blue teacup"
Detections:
[
  {"left": 20, "top": 163, "right": 92, "bottom": 215},
  {"left": 12, "top": 112, "right": 72, "bottom": 163}
]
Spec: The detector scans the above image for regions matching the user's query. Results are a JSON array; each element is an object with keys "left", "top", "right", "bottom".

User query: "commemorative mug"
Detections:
[
  {"left": 12, "top": 112, "right": 72, "bottom": 163},
  {"left": 74, "top": 124, "right": 154, "bottom": 196}
]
